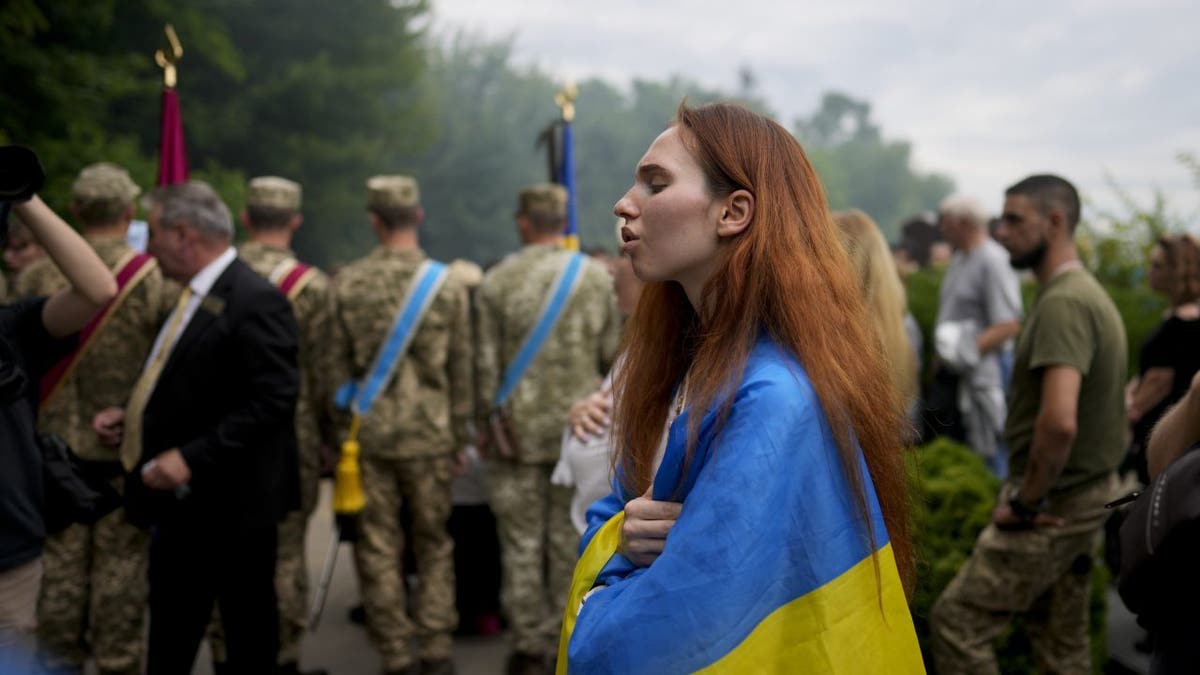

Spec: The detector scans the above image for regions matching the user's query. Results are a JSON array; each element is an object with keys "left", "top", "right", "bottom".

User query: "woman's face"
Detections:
[
  {"left": 613, "top": 126, "right": 724, "bottom": 289},
  {"left": 1148, "top": 245, "right": 1171, "bottom": 296},
  {"left": 3, "top": 230, "right": 45, "bottom": 273}
]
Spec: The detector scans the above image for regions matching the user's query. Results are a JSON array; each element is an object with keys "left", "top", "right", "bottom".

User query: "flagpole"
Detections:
[
  {"left": 155, "top": 24, "right": 189, "bottom": 186},
  {"left": 555, "top": 82, "right": 580, "bottom": 250}
]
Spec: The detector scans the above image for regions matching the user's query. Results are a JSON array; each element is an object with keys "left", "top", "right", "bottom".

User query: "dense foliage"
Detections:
[{"left": 0, "top": 0, "right": 954, "bottom": 268}]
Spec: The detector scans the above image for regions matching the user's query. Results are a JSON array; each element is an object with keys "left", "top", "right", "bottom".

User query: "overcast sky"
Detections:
[{"left": 431, "top": 0, "right": 1199, "bottom": 225}]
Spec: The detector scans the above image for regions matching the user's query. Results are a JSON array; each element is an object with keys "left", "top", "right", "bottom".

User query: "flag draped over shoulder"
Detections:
[
  {"left": 558, "top": 336, "right": 925, "bottom": 675},
  {"left": 157, "top": 87, "right": 188, "bottom": 186},
  {"left": 558, "top": 119, "right": 579, "bottom": 251}
]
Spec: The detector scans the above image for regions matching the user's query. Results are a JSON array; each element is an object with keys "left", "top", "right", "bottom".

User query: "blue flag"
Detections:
[{"left": 559, "top": 120, "right": 580, "bottom": 250}]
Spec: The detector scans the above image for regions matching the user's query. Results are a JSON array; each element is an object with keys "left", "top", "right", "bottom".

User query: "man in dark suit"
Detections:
[{"left": 93, "top": 180, "right": 300, "bottom": 674}]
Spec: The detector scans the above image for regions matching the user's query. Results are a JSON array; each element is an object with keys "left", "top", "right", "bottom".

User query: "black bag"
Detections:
[
  {"left": 40, "top": 434, "right": 122, "bottom": 534},
  {"left": 1117, "top": 444, "right": 1200, "bottom": 621}
]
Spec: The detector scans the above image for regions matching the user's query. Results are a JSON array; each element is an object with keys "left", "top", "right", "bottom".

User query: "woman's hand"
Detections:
[
  {"left": 568, "top": 389, "right": 612, "bottom": 441},
  {"left": 619, "top": 488, "right": 681, "bottom": 567}
]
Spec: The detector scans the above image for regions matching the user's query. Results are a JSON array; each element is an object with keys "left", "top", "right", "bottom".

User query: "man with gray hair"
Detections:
[
  {"left": 91, "top": 180, "right": 300, "bottom": 674},
  {"left": 934, "top": 193, "right": 1023, "bottom": 475}
]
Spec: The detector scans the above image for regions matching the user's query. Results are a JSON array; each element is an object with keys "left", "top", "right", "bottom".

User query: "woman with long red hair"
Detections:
[{"left": 555, "top": 102, "right": 922, "bottom": 674}]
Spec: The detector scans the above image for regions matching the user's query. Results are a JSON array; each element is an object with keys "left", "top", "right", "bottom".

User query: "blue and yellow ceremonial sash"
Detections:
[
  {"left": 335, "top": 260, "right": 448, "bottom": 416},
  {"left": 493, "top": 252, "right": 585, "bottom": 408},
  {"left": 557, "top": 337, "right": 925, "bottom": 674}
]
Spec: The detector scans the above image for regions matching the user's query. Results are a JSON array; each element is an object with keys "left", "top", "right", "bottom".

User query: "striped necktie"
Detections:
[{"left": 119, "top": 287, "right": 193, "bottom": 471}]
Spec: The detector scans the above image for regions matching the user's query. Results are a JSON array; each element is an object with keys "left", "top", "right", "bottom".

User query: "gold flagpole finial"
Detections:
[
  {"left": 154, "top": 24, "right": 184, "bottom": 88},
  {"left": 555, "top": 80, "right": 578, "bottom": 123}
]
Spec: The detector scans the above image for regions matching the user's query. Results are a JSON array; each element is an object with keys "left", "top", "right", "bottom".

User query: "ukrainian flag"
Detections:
[
  {"left": 559, "top": 119, "right": 580, "bottom": 251},
  {"left": 557, "top": 336, "right": 924, "bottom": 674}
]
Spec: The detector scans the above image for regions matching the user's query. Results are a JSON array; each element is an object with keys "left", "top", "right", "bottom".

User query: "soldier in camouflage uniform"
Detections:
[
  {"left": 27, "top": 163, "right": 175, "bottom": 675},
  {"left": 331, "top": 176, "right": 473, "bottom": 675},
  {"left": 474, "top": 184, "right": 621, "bottom": 675},
  {"left": 206, "top": 176, "right": 335, "bottom": 675},
  {"left": 5, "top": 214, "right": 47, "bottom": 300}
]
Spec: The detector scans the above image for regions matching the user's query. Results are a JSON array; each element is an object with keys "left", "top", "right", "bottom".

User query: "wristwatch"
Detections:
[{"left": 1009, "top": 491, "right": 1048, "bottom": 525}]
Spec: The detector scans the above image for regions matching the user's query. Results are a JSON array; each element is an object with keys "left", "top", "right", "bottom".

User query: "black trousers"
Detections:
[{"left": 146, "top": 520, "right": 279, "bottom": 675}]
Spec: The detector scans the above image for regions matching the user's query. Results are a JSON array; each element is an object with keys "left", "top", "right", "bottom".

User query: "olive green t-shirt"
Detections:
[{"left": 1004, "top": 267, "right": 1128, "bottom": 496}]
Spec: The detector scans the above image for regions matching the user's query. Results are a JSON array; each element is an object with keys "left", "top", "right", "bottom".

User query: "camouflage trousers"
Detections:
[
  {"left": 210, "top": 453, "right": 321, "bottom": 666},
  {"left": 931, "top": 473, "right": 1119, "bottom": 675},
  {"left": 354, "top": 454, "right": 457, "bottom": 671},
  {"left": 36, "top": 489, "right": 150, "bottom": 675},
  {"left": 487, "top": 459, "right": 577, "bottom": 656}
]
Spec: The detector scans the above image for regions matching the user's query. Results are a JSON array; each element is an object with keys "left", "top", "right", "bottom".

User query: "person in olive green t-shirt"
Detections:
[
  {"left": 1004, "top": 266, "right": 1127, "bottom": 495},
  {"left": 931, "top": 174, "right": 1127, "bottom": 675}
]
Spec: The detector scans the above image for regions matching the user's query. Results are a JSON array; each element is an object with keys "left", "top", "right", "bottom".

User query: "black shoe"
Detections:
[
  {"left": 505, "top": 652, "right": 548, "bottom": 675},
  {"left": 419, "top": 658, "right": 456, "bottom": 675},
  {"left": 349, "top": 603, "right": 367, "bottom": 625}
]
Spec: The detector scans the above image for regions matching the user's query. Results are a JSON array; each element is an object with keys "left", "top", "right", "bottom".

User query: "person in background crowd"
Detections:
[
  {"left": 933, "top": 194, "right": 1023, "bottom": 476},
  {"left": 3, "top": 215, "right": 48, "bottom": 298},
  {"left": 0, "top": 194, "right": 117, "bottom": 670},
  {"left": 28, "top": 163, "right": 173, "bottom": 675},
  {"left": 833, "top": 209, "right": 919, "bottom": 432},
  {"left": 553, "top": 219, "right": 646, "bottom": 535},
  {"left": 1125, "top": 233, "right": 1200, "bottom": 483},
  {"left": 204, "top": 176, "right": 334, "bottom": 675},
  {"left": 331, "top": 176, "right": 473, "bottom": 675},
  {"left": 1142, "top": 370, "right": 1200, "bottom": 675},
  {"left": 92, "top": 181, "right": 301, "bottom": 674},
  {"left": 931, "top": 174, "right": 1127, "bottom": 674},
  {"left": 474, "top": 184, "right": 620, "bottom": 675}
]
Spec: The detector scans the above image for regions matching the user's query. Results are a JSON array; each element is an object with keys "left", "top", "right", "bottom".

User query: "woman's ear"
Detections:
[{"left": 716, "top": 189, "right": 754, "bottom": 239}]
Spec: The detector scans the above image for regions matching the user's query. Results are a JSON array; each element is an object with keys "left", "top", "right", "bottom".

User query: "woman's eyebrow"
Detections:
[{"left": 636, "top": 163, "right": 668, "bottom": 180}]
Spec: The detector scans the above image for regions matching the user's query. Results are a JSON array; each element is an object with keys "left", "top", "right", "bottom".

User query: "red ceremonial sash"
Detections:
[
  {"left": 39, "top": 253, "right": 157, "bottom": 406},
  {"left": 275, "top": 260, "right": 317, "bottom": 301}
]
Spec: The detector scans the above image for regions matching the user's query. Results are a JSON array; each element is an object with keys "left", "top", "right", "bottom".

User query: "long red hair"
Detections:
[{"left": 613, "top": 101, "right": 914, "bottom": 590}]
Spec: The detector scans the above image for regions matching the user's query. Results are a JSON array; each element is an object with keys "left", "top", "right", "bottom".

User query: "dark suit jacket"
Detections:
[{"left": 126, "top": 258, "right": 301, "bottom": 531}]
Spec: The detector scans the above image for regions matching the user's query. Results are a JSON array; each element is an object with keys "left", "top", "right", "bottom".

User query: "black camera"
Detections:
[{"left": 0, "top": 145, "right": 46, "bottom": 246}]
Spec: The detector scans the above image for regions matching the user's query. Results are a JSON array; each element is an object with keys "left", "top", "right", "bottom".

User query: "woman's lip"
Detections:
[
  {"left": 620, "top": 226, "right": 639, "bottom": 243},
  {"left": 620, "top": 239, "right": 639, "bottom": 255}
]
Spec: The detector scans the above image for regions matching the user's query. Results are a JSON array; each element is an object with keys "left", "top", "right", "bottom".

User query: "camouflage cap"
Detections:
[
  {"left": 517, "top": 183, "right": 568, "bottom": 218},
  {"left": 367, "top": 175, "right": 420, "bottom": 210},
  {"left": 71, "top": 162, "right": 141, "bottom": 205},
  {"left": 247, "top": 176, "right": 302, "bottom": 211}
]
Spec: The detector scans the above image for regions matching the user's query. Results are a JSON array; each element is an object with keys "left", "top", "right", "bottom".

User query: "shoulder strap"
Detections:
[
  {"left": 494, "top": 252, "right": 587, "bottom": 407},
  {"left": 269, "top": 257, "right": 318, "bottom": 301},
  {"left": 39, "top": 252, "right": 158, "bottom": 405},
  {"left": 338, "top": 260, "right": 449, "bottom": 416}
]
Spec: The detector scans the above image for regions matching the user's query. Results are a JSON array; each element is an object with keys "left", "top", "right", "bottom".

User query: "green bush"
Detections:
[{"left": 908, "top": 437, "right": 1107, "bottom": 673}]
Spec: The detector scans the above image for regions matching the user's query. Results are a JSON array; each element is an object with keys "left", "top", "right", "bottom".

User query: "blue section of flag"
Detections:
[
  {"left": 494, "top": 252, "right": 585, "bottom": 407},
  {"left": 559, "top": 120, "right": 579, "bottom": 247},
  {"left": 568, "top": 336, "right": 907, "bottom": 674}
]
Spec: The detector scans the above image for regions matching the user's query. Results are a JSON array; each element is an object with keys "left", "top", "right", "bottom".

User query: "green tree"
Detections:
[{"left": 795, "top": 92, "right": 954, "bottom": 240}]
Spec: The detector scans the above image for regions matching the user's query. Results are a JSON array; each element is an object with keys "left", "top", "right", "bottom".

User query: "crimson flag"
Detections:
[{"left": 156, "top": 88, "right": 189, "bottom": 186}]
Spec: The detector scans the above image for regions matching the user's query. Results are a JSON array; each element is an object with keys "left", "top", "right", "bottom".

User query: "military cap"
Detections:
[
  {"left": 516, "top": 183, "right": 568, "bottom": 219},
  {"left": 247, "top": 176, "right": 302, "bottom": 211},
  {"left": 71, "top": 162, "right": 140, "bottom": 205},
  {"left": 367, "top": 175, "right": 420, "bottom": 210}
]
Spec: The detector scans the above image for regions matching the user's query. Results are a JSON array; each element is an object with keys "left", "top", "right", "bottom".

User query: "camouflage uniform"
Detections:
[
  {"left": 238, "top": 239, "right": 335, "bottom": 666},
  {"left": 475, "top": 243, "right": 620, "bottom": 657},
  {"left": 333, "top": 244, "right": 474, "bottom": 672},
  {"left": 26, "top": 235, "right": 174, "bottom": 675},
  {"left": 930, "top": 476, "right": 1117, "bottom": 674}
]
